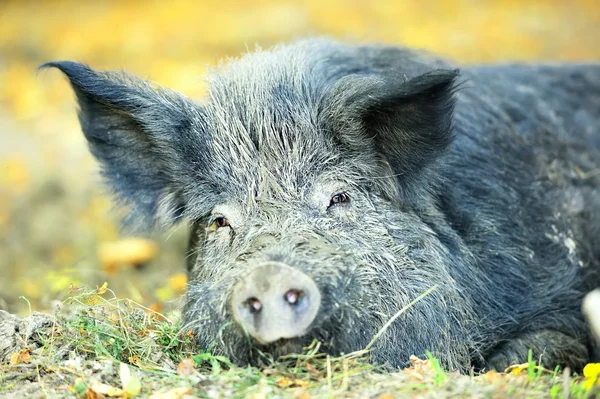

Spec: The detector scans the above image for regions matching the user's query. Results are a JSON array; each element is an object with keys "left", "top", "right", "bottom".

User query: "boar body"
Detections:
[{"left": 44, "top": 39, "right": 600, "bottom": 371}]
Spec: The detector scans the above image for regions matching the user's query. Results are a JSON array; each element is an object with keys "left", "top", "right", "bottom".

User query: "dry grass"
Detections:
[
  {"left": 1, "top": 286, "right": 596, "bottom": 398},
  {"left": 1, "top": 0, "right": 600, "bottom": 316}
]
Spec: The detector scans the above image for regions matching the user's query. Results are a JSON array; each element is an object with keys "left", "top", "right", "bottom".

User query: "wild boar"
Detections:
[{"left": 43, "top": 38, "right": 600, "bottom": 371}]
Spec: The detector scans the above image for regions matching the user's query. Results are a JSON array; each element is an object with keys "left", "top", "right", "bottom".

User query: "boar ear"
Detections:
[
  {"left": 328, "top": 69, "right": 459, "bottom": 192},
  {"left": 40, "top": 61, "right": 214, "bottom": 229},
  {"left": 362, "top": 69, "right": 459, "bottom": 176}
]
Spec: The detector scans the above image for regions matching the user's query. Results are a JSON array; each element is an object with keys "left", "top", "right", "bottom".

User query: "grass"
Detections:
[{"left": 0, "top": 285, "right": 596, "bottom": 398}]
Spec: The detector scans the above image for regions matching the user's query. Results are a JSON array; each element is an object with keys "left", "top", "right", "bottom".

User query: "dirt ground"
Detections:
[
  {"left": 1, "top": 296, "right": 591, "bottom": 398},
  {"left": 1, "top": 0, "right": 600, "bottom": 315}
]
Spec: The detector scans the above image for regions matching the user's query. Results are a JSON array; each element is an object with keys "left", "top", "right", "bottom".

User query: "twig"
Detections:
[
  {"left": 562, "top": 367, "right": 571, "bottom": 399},
  {"left": 364, "top": 285, "right": 438, "bottom": 351}
]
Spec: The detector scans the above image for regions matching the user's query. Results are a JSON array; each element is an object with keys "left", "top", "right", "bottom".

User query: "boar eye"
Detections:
[
  {"left": 209, "top": 216, "right": 231, "bottom": 231},
  {"left": 328, "top": 192, "right": 350, "bottom": 209}
]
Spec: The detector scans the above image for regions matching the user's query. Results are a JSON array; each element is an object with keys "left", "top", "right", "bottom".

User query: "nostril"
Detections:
[
  {"left": 245, "top": 297, "right": 262, "bottom": 313},
  {"left": 284, "top": 289, "right": 303, "bottom": 305}
]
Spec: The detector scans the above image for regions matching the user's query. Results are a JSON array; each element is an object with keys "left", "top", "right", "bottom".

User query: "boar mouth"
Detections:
[{"left": 247, "top": 326, "right": 336, "bottom": 361}]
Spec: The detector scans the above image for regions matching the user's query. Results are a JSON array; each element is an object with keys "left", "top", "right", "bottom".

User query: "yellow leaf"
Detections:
[
  {"left": 125, "top": 377, "right": 142, "bottom": 398},
  {"left": 9, "top": 348, "right": 31, "bottom": 365},
  {"left": 168, "top": 273, "right": 188, "bottom": 294},
  {"left": 276, "top": 377, "right": 309, "bottom": 388},
  {"left": 583, "top": 363, "right": 600, "bottom": 390},
  {"left": 291, "top": 379, "right": 309, "bottom": 388},
  {"left": 276, "top": 376, "right": 292, "bottom": 388},
  {"left": 148, "top": 302, "right": 163, "bottom": 314},
  {"left": 503, "top": 362, "right": 530, "bottom": 375},
  {"left": 584, "top": 378, "right": 596, "bottom": 390},
  {"left": 129, "top": 355, "right": 141, "bottom": 366},
  {"left": 96, "top": 282, "right": 108, "bottom": 295},
  {"left": 402, "top": 354, "right": 434, "bottom": 381},
  {"left": 177, "top": 358, "right": 196, "bottom": 376},
  {"left": 479, "top": 370, "right": 502, "bottom": 383},
  {"left": 98, "top": 238, "right": 158, "bottom": 274},
  {"left": 583, "top": 363, "right": 600, "bottom": 379},
  {"left": 89, "top": 381, "right": 124, "bottom": 397},
  {"left": 81, "top": 294, "right": 101, "bottom": 307},
  {"left": 120, "top": 363, "right": 141, "bottom": 398}
]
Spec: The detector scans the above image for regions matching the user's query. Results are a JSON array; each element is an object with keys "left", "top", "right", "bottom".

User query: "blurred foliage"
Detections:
[{"left": 0, "top": 0, "right": 599, "bottom": 315}]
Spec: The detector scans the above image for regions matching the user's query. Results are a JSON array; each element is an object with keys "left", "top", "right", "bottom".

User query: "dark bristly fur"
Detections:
[{"left": 41, "top": 38, "right": 600, "bottom": 372}]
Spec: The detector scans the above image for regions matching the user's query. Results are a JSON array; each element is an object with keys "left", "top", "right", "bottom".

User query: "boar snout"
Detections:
[{"left": 231, "top": 263, "right": 321, "bottom": 344}]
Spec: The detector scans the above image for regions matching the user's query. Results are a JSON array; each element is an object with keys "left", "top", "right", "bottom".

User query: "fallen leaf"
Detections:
[
  {"left": 504, "top": 362, "right": 553, "bottom": 377},
  {"left": 81, "top": 294, "right": 102, "bottom": 306},
  {"left": 402, "top": 355, "right": 435, "bottom": 380},
  {"left": 85, "top": 388, "right": 105, "bottom": 399},
  {"left": 89, "top": 381, "right": 124, "bottom": 397},
  {"left": 98, "top": 238, "right": 158, "bottom": 274},
  {"left": 276, "top": 376, "right": 309, "bottom": 388},
  {"left": 119, "top": 363, "right": 142, "bottom": 397},
  {"left": 177, "top": 358, "right": 196, "bottom": 376},
  {"left": 404, "top": 370, "right": 425, "bottom": 382},
  {"left": 96, "top": 282, "right": 108, "bottom": 295},
  {"left": 479, "top": 370, "right": 503, "bottom": 383},
  {"left": 276, "top": 377, "right": 293, "bottom": 388},
  {"left": 128, "top": 355, "right": 141, "bottom": 366},
  {"left": 168, "top": 273, "right": 188, "bottom": 294},
  {"left": 148, "top": 302, "right": 163, "bottom": 314},
  {"left": 583, "top": 363, "right": 600, "bottom": 390},
  {"left": 500, "top": 362, "right": 527, "bottom": 375},
  {"left": 9, "top": 348, "right": 31, "bottom": 365}
]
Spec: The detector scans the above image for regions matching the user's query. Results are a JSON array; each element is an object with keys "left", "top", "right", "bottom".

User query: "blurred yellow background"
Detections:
[{"left": 1, "top": 0, "right": 599, "bottom": 314}]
